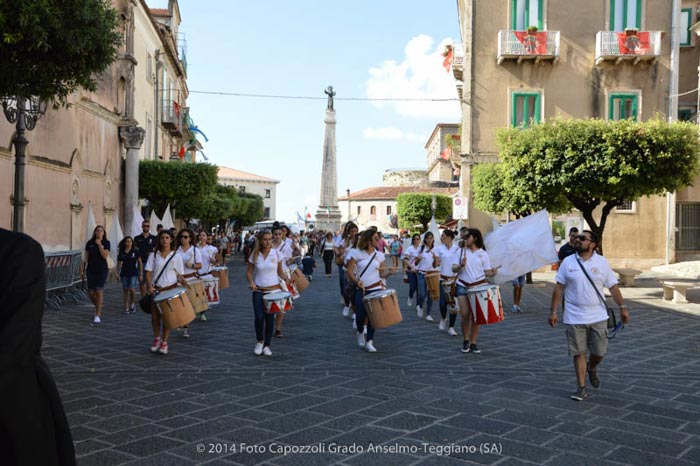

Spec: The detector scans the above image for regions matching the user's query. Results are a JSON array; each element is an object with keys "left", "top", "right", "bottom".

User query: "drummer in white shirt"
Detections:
[
  {"left": 175, "top": 228, "right": 202, "bottom": 338},
  {"left": 345, "top": 229, "right": 398, "bottom": 352},
  {"left": 402, "top": 234, "right": 421, "bottom": 307},
  {"left": 195, "top": 231, "right": 219, "bottom": 322},
  {"left": 454, "top": 228, "right": 498, "bottom": 354},
  {"left": 247, "top": 230, "right": 288, "bottom": 356},
  {"left": 272, "top": 225, "right": 295, "bottom": 337},
  {"left": 414, "top": 232, "right": 439, "bottom": 321},
  {"left": 433, "top": 230, "right": 461, "bottom": 335}
]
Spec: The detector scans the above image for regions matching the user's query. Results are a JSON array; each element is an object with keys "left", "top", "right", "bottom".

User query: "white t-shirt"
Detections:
[
  {"left": 275, "top": 241, "right": 292, "bottom": 273},
  {"left": 248, "top": 249, "right": 282, "bottom": 288},
  {"left": 415, "top": 246, "right": 438, "bottom": 273},
  {"left": 145, "top": 251, "right": 184, "bottom": 288},
  {"left": 323, "top": 238, "right": 334, "bottom": 251},
  {"left": 457, "top": 248, "right": 491, "bottom": 285},
  {"left": 348, "top": 249, "right": 385, "bottom": 291},
  {"left": 403, "top": 244, "right": 419, "bottom": 270},
  {"left": 196, "top": 244, "right": 218, "bottom": 274},
  {"left": 556, "top": 252, "right": 618, "bottom": 325},
  {"left": 435, "top": 243, "right": 461, "bottom": 278},
  {"left": 177, "top": 245, "right": 200, "bottom": 275}
]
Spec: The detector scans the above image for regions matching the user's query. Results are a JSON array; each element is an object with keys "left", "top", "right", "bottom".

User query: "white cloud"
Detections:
[
  {"left": 363, "top": 127, "right": 425, "bottom": 143},
  {"left": 365, "top": 35, "right": 460, "bottom": 120}
]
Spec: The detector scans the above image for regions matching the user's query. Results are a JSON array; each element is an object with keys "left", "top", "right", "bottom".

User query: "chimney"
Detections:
[{"left": 346, "top": 189, "right": 350, "bottom": 198}]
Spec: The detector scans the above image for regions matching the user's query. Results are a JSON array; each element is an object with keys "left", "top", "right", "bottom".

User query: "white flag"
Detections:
[
  {"left": 108, "top": 208, "right": 124, "bottom": 269},
  {"left": 150, "top": 209, "right": 162, "bottom": 231},
  {"left": 161, "top": 204, "right": 175, "bottom": 230},
  {"left": 484, "top": 210, "right": 558, "bottom": 285},
  {"left": 132, "top": 204, "right": 145, "bottom": 238},
  {"left": 83, "top": 201, "right": 97, "bottom": 260}
]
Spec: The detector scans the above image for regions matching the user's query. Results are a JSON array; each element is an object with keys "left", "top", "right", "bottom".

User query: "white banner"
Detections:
[
  {"left": 484, "top": 210, "right": 558, "bottom": 284},
  {"left": 453, "top": 197, "right": 468, "bottom": 219}
]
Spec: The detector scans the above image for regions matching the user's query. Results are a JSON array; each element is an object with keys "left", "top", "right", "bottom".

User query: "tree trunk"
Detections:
[{"left": 579, "top": 201, "right": 619, "bottom": 256}]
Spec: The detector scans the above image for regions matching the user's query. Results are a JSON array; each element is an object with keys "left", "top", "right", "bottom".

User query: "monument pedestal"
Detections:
[{"left": 315, "top": 207, "right": 342, "bottom": 233}]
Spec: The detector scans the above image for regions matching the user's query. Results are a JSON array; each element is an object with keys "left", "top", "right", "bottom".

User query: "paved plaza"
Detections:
[{"left": 42, "top": 255, "right": 700, "bottom": 465}]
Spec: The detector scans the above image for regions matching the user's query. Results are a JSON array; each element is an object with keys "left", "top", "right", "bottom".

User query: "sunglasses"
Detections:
[
  {"left": 576, "top": 235, "right": 591, "bottom": 241},
  {"left": 180, "top": 235, "right": 189, "bottom": 239}
]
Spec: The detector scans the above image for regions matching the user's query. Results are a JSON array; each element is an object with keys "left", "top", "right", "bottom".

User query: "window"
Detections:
[
  {"left": 608, "top": 93, "right": 638, "bottom": 121},
  {"left": 386, "top": 206, "right": 392, "bottom": 215},
  {"left": 616, "top": 199, "right": 635, "bottom": 212},
  {"left": 511, "top": 92, "right": 542, "bottom": 128},
  {"left": 357, "top": 206, "right": 361, "bottom": 215},
  {"left": 238, "top": 186, "right": 245, "bottom": 194},
  {"left": 512, "top": 0, "right": 543, "bottom": 30},
  {"left": 370, "top": 205, "right": 377, "bottom": 220},
  {"left": 679, "top": 109, "right": 694, "bottom": 122},
  {"left": 681, "top": 8, "right": 693, "bottom": 47},
  {"left": 264, "top": 207, "right": 270, "bottom": 219},
  {"left": 265, "top": 189, "right": 271, "bottom": 199},
  {"left": 145, "top": 114, "right": 152, "bottom": 159},
  {"left": 610, "top": 0, "right": 641, "bottom": 31},
  {"left": 147, "top": 53, "right": 153, "bottom": 81}
]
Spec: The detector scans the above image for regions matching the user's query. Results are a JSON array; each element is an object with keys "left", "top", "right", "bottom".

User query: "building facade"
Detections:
[
  {"left": 454, "top": 0, "right": 698, "bottom": 267},
  {"left": 0, "top": 0, "right": 194, "bottom": 250},
  {"left": 425, "top": 123, "right": 461, "bottom": 184},
  {"left": 218, "top": 167, "right": 280, "bottom": 220}
]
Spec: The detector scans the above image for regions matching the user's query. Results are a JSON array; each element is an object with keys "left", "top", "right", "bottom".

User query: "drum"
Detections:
[
  {"left": 154, "top": 287, "right": 195, "bottom": 329},
  {"left": 211, "top": 266, "right": 229, "bottom": 289},
  {"left": 441, "top": 279, "right": 458, "bottom": 313},
  {"left": 185, "top": 278, "right": 209, "bottom": 313},
  {"left": 425, "top": 271, "right": 441, "bottom": 301},
  {"left": 263, "top": 291, "right": 292, "bottom": 314},
  {"left": 201, "top": 275, "right": 220, "bottom": 305},
  {"left": 293, "top": 268, "right": 309, "bottom": 293},
  {"left": 362, "top": 289, "right": 403, "bottom": 329},
  {"left": 465, "top": 284, "right": 505, "bottom": 325}
]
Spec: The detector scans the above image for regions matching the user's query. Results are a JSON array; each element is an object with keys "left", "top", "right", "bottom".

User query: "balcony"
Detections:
[
  {"left": 497, "top": 30, "right": 559, "bottom": 64},
  {"left": 595, "top": 30, "right": 662, "bottom": 65},
  {"left": 451, "top": 43, "right": 465, "bottom": 82},
  {"left": 161, "top": 99, "right": 182, "bottom": 137}
]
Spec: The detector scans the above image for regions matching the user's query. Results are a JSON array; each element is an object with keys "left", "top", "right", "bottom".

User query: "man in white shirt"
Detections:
[{"left": 549, "top": 230, "right": 630, "bottom": 401}]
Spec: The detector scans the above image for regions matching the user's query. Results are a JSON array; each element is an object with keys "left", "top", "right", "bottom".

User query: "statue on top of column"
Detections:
[{"left": 324, "top": 86, "right": 336, "bottom": 110}]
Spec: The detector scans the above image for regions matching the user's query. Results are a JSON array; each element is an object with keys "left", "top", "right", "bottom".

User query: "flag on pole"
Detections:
[
  {"left": 296, "top": 212, "right": 304, "bottom": 224},
  {"left": 442, "top": 44, "right": 453, "bottom": 72}
]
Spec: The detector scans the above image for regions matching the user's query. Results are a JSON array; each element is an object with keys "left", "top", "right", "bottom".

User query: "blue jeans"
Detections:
[
  {"left": 338, "top": 264, "right": 350, "bottom": 306},
  {"left": 353, "top": 288, "right": 375, "bottom": 341},
  {"left": 416, "top": 273, "right": 433, "bottom": 315},
  {"left": 439, "top": 284, "right": 458, "bottom": 327},
  {"left": 407, "top": 271, "right": 418, "bottom": 299},
  {"left": 252, "top": 291, "right": 274, "bottom": 346}
]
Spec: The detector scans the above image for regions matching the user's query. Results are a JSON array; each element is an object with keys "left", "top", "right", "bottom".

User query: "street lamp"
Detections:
[{"left": 1, "top": 96, "right": 48, "bottom": 232}]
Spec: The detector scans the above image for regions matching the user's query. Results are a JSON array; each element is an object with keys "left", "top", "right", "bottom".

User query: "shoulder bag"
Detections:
[
  {"left": 343, "top": 252, "right": 377, "bottom": 301},
  {"left": 575, "top": 256, "right": 617, "bottom": 330},
  {"left": 139, "top": 251, "right": 176, "bottom": 314}
]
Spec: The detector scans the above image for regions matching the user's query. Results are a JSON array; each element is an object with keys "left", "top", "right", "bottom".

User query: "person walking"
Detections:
[
  {"left": 511, "top": 274, "right": 526, "bottom": 312},
  {"left": 82, "top": 225, "right": 110, "bottom": 324},
  {"left": 402, "top": 234, "right": 421, "bottom": 307},
  {"left": 134, "top": 220, "right": 157, "bottom": 297},
  {"left": 414, "top": 232, "right": 439, "bottom": 321},
  {"left": 558, "top": 227, "right": 579, "bottom": 263},
  {"left": 117, "top": 236, "right": 141, "bottom": 315},
  {"left": 195, "top": 230, "right": 218, "bottom": 322},
  {"left": 176, "top": 228, "right": 202, "bottom": 338},
  {"left": 321, "top": 231, "right": 334, "bottom": 277},
  {"left": 434, "top": 230, "right": 460, "bottom": 335},
  {"left": 549, "top": 230, "right": 629, "bottom": 401},
  {"left": 334, "top": 222, "right": 359, "bottom": 317}
]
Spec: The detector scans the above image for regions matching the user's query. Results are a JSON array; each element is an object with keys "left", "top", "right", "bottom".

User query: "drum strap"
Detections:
[
  {"left": 458, "top": 278, "right": 488, "bottom": 288},
  {"left": 182, "top": 272, "right": 198, "bottom": 279},
  {"left": 441, "top": 275, "right": 456, "bottom": 281},
  {"left": 153, "top": 251, "right": 177, "bottom": 289},
  {"left": 258, "top": 285, "right": 282, "bottom": 293},
  {"left": 156, "top": 283, "right": 178, "bottom": 292},
  {"left": 364, "top": 281, "right": 382, "bottom": 291}
]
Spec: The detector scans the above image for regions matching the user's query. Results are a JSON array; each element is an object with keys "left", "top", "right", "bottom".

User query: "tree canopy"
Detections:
[
  {"left": 477, "top": 118, "right": 700, "bottom": 252},
  {"left": 0, "top": 0, "right": 121, "bottom": 106},
  {"left": 397, "top": 193, "right": 452, "bottom": 230}
]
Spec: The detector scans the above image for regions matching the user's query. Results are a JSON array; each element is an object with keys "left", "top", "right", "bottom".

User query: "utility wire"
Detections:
[{"left": 189, "top": 90, "right": 458, "bottom": 101}]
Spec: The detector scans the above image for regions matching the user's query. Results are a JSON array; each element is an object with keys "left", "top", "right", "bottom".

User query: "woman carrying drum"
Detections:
[
  {"left": 195, "top": 230, "right": 218, "bottom": 322},
  {"left": 455, "top": 228, "right": 498, "bottom": 354},
  {"left": 145, "top": 230, "right": 186, "bottom": 355},
  {"left": 272, "top": 225, "right": 295, "bottom": 337},
  {"left": 433, "top": 230, "right": 460, "bottom": 335},
  {"left": 335, "top": 222, "right": 358, "bottom": 318},
  {"left": 345, "top": 229, "right": 397, "bottom": 352},
  {"left": 176, "top": 228, "right": 201, "bottom": 338},
  {"left": 402, "top": 234, "right": 421, "bottom": 308},
  {"left": 414, "top": 232, "right": 439, "bottom": 321},
  {"left": 247, "top": 230, "right": 287, "bottom": 356}
]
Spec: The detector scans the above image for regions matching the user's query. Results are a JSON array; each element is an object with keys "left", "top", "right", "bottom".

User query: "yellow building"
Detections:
[{"left": 454, "top": 0, "right": 700, "bottom": 268}]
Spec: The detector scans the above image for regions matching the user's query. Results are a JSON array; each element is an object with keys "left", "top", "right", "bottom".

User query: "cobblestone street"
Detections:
[{"left": 43, "top": 255, "right": 700, "bottom": 465}]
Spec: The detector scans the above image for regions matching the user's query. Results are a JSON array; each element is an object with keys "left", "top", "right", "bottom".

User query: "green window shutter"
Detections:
[
  {"left": 609, "top": 93, "right": 638, "bottom": 121},
  {"left": 512, "top": 92, "right": 542, "bottom": 128},
  {"left": 681, "top": 8, "right": 692, "bottom": 46}
]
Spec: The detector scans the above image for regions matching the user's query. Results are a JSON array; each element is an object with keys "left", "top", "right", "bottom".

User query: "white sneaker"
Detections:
[
  {"left": 512, "top": 305, "right": 518, "bottom": 313},
  {"left": 438, "top": 319, "right": 447, "bottom": 331},
  {"left": 407, "top": 297, "right": 412, "bottom": 306},
  {"left": 425, "top": 315, "right": 434, "bottom": 322},
  {"left": 254, "top": 342, "right": 263, "bottom": 355},
  {"left": 363, "top": 327, "right": 367, "bottom": 335},
  {"left": 365, "top": 340, "right": 377, "bottom": 352},
  {"left": 448, "top": 327, "right": 458, "bottom": 336},
  {"left": 342, "top": 306, "right": 350, "bottom": 317},
  {"left": 416, "top": 305, "right": 423, "bottom": 318},
  {"left": 357, "top": 332, "right": 366, "bottom": 347},
  {"left": 150, "top": 337, "right": 161, "bottom": 352},
  {"left": 93, "top": 315, "right": 101, "bottom": 324},
  {"left": 352, "top": 313, "right": 357, "bottom": 330},
  {"left": 262, "top": 346, "right": 272, "bottom": 357},
  {"left": 182, "top": 327, "right": 190, "bottom": 338}
]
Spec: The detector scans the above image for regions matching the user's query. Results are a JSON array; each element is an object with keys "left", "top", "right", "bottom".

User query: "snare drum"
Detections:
[
  {"left": 201, "top": 275, "right": 220, "bottom": 305},
  {"left": 425, "top": 271, "right": 441, "bottom": 301},
  {"left": 211, "top": 266, "right": 229, "bottom": 289},
  {"left": 465, "top": 284, "right": 505, "bottom": 325},
  {"left": 263, "top": 291, "right": 292, "bottom": 314},
  {"left": 293, "top": 268, "right": 309, "bottom": 293},
  {"left": 154, "top": 287, "right": 196, "bottom": 329},
  {"left": 185, "top": 278, "right": 209, "bottom": 313},
  {"left": 362, "top": 289, "right": 403, "bottom": 329}
]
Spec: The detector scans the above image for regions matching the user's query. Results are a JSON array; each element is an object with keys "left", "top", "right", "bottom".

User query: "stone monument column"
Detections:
[
  {"left": 316, "top": 86, "right": 342, "bottom": 232},
  {"left": 120, "top": 125, "right": 145, "bottom": 237}
]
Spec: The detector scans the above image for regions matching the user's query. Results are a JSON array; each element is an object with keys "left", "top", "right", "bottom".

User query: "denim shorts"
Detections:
[
  {"left": 456, "top": 284, "right": 469, "bottom": 297},
  {"left": 121, "top": 276, "right": 139, "bottom": 290},
  {"left": 511, "top": 275, "right": 526, "bottom": 287}
]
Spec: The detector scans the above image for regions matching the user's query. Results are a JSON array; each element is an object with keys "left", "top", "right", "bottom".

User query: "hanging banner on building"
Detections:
[
  {"left": 513, "top": 31, "right": 547, "bottom": 54},
  {"left": 616, "top": 31, "right": 649, "bottom": 55},
  {"left": 453, "top": 197, "right": 468, "bottom": 219}
]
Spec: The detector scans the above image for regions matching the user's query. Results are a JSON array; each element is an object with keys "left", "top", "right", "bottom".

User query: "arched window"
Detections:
[{"left": 370, "top": 205, "right": 377, "bottom": 220}]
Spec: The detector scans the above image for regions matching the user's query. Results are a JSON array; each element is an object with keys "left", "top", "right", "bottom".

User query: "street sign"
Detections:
[{"left": 453, "top": 197, "right": 468, "bottom": 219}]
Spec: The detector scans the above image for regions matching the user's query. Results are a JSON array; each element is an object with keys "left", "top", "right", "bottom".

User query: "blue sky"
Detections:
[{"left": 167, "top": 0, "right": 461, "bottom": 222}]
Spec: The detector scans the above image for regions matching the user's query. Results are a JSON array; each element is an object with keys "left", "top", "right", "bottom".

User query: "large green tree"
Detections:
[
  {"left": 0, "top": 0, "right": 121, "bottom": 105},
  {"left": 485, "top": 118, "right": 700, "bottom": 252},
  {"left": 234, "top": 192, "right": 264, "bottom": 227},
  {"left": 397, "top": 193, "right": 452, "bottom": 230},
  {"left": 139, "top": 160, "right": 219, "bottom": 218}
]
